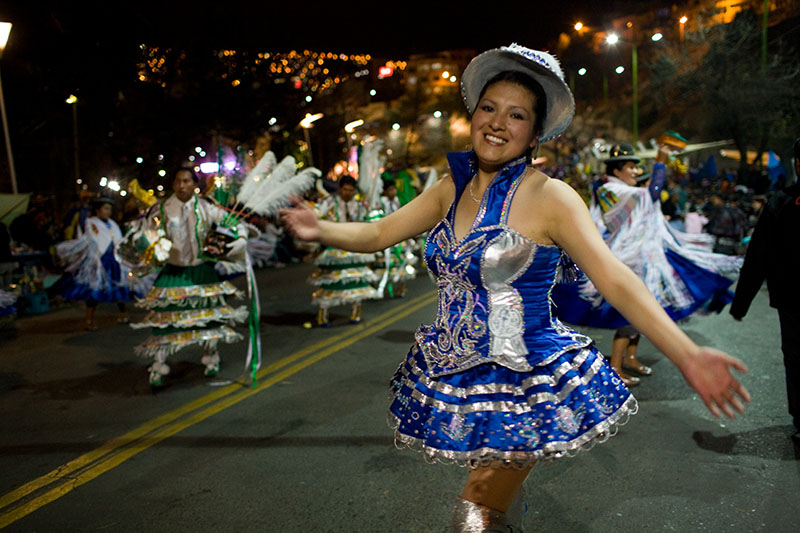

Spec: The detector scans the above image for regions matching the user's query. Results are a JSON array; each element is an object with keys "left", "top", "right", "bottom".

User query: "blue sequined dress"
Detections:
[{"left": 389, "top": 151, "right": 637, "bottom": 467}]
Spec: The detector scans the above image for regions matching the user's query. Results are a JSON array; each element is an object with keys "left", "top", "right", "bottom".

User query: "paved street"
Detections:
[{"left": 1, "top": 262, "right": 798, "bottom": 532}]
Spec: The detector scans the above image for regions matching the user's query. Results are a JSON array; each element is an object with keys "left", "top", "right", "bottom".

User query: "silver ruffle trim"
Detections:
[
  {"left": 314, "top": 249, "right": 377, "bottom": 266},
  {"left": 131, "top": 304, "right": 248, "bottom": 329},
  {"left": 311, "top": 286, "right": 381, "bottom": 307},
  {"left": 387, "top": 394, "right": 638, "bottom": 469},
  {"left": 133, "top": 325, "right": 244, "bottom": 359}
]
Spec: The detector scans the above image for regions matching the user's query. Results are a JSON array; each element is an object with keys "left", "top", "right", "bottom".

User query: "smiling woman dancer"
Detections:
[{"left": 280, "top": 44, "right": 750, "bottom": 532}]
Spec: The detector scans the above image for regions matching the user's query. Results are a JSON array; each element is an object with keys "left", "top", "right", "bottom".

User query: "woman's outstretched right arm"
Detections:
[{"left": 280, "top": 176, "right": 454, "bottom": 253}]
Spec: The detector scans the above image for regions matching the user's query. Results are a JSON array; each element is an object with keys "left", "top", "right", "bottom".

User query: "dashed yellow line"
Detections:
[{"left": 0, "top": 291, "right": 436, "bottom": 529}]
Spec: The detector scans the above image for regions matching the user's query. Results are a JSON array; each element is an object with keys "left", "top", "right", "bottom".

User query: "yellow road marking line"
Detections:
[
  {"left": 0, "top": 291, "right": 436, "bottom": 528},
  {"left": 0, "top": 289, "right": 432, "bottom": 512}
]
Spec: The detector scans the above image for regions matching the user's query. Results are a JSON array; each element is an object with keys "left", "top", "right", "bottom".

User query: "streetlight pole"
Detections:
[
  {"left": 0, "top": 22, "right": 17, "bottom": 194},
  {"left": 66, "top": 94, "right": 80, "bottom": 192},
  {"left": 606, "top": 31, "right": 661, "bottom": 143},
  {"left": 302, "top": 127, "right": 314, "bottom": 168},
  {"left": 299, "top": 112, "right": 324, "bottom": 168},
  {"left": 632, "top": 43, "right": 638, "bottom": 142},
  {"left": 761, "top": 0, "right": 769, "bottom": 71},
  {"left": 679, "top": 16, "right": 687, "bottom": 43}
]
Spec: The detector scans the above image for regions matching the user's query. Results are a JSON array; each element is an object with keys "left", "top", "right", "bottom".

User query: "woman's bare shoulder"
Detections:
[
  {"left": 517, "top": 169, "right": 581, "bottom": 206},
  {"left": 539, "top": 173, "right": 585, "bottom": 207}
]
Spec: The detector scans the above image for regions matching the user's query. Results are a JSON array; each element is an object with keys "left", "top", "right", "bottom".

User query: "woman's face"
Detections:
[
  {"left": 97, "top": 203, "right": 112, "bottom": 220},
  {"left": 613, "top": 161, "right": 639, "bottom": 186},
  {"left": 470, "top": 81, "right": 538, "bottom": 172}
]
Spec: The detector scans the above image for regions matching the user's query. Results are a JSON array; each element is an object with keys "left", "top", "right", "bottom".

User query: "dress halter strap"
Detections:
[
  {"left": 445, "top": 151, "right": 530, "bottom": 231},
  {"left": 473, "top": 163, "right": 530, "bottom": 229}
]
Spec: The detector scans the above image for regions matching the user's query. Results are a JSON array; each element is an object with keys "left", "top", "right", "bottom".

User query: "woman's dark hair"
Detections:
[
  {"left": 91, "top": 197, "right": 114, "bottom": 214},
  {"left": 605, "top": 160, "right": 635, "bottom": 176},
  {"left": 478, "top": 71, "right": 547, "bottom": 140}
]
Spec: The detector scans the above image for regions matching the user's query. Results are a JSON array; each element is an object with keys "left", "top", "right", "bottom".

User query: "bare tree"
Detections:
[{"left": 669, "top": 10, "right": 799, "bottom": 179}]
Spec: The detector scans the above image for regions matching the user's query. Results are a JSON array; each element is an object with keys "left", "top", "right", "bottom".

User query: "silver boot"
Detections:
[{"left": 449, "top": 497, "right": 510, "bottom": 533}]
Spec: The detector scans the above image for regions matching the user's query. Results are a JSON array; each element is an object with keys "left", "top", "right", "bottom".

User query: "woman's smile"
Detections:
[{"left": 471, "top": 80, "right": 537, "bottom": 171}]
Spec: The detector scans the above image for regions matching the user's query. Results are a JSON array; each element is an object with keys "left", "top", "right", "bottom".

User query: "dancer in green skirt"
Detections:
[{"left": 129, "top": 168, "right": 249, "bottom": 387}]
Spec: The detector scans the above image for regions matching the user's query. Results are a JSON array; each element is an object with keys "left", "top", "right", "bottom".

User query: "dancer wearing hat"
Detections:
[
  {"left": 597, "top": 143, "right": 659, "bottom": 386},
  {"left": 281, "top": 43, "right": 749, "bottom": 531},
  {"left": 55, "top": 197, "right": 140, "bottom": 330},
  {"left": 554, "top": 142, "right": 742, "bottom": 388}
]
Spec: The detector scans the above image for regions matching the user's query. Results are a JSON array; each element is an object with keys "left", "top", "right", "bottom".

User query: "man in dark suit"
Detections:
[{"left": 730, "top": 137, "right": 800, "bottom": 443}]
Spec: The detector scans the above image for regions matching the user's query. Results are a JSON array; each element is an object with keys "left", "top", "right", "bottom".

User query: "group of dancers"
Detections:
[
  {"left": 47, "top": 42, "right": 762, "bottom": 532},
  {"left": 308, "top": 174, "right": 418, "bottom": 327},
  {"left": 52, "top": 156, "right": 417, "bottom": 387}
]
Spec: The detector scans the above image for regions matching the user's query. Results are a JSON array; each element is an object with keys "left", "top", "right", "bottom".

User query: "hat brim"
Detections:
[
  {"left": 461, "top": 48, "right": 575, "bottom": 142},
  {"left": 603, "top": 155, "right": 641, "bottom": 164}
]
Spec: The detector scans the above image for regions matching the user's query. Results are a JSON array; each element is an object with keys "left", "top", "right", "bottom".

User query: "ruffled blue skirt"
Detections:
[
  {"left": 389, "top": 342, "right": 637, "bottom": 468},
  {"left": 551, "top": 249, "right": 735, "bottom": 329},
  {"left": 58, "top": 247, "right": 134, "bottom": 303}
]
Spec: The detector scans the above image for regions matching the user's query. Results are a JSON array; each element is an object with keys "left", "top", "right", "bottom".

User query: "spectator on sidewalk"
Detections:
[{"left": 730, "top": 137, "right": 800, "bottom": 444}]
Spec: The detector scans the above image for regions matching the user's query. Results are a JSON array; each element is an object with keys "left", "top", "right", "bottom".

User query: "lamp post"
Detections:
[
  {"left": 606, "top": 31, "right": 662, "bottom": 143},
  {"left": 66, "top": 94, "right": 80, "bottom": 192},
  {"left": 0, "top": 22, "right": 17, "bottom": 194},
  {"left": 631, "top": 43, "right": 638, "bottom": 142},
  {"left": 761, "top": 0, "right": 768, "bottom": 71},
  {"left": 606, "top": 32, "right": 639, "bottom": 140},
  {"left": 299, "top": 112, "right": 324, "bottom": 168},
  {"left": 344, "top": 119, "right": 364, "bottom": 150}
]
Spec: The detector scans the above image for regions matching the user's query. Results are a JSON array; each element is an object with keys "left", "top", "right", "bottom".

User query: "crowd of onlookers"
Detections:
[
  {"left": 541, "top": 155, "right": 786, "bottom": 257},
  {"left": 0, "top": 152, "right": 793, "bottom": 313}
]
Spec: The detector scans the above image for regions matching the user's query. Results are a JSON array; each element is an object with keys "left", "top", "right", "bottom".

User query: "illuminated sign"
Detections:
[{"left": 378, "top": 65, "right": 394, "bottom": 79}]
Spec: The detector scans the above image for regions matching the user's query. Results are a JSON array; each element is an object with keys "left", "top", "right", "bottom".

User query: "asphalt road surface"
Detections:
[{"left": 1, "top": 262, "right": 798, "bottom": 532}]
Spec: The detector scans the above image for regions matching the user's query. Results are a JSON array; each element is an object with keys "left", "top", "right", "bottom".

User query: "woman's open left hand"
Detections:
[
  {"left": 679, "top": 347, "right": 751, "bottom": 419},
  {"left": 279, "top": 196, "right": 320, "bottom": 242}
]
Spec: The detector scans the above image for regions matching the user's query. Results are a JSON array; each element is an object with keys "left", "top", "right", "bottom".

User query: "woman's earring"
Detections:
[{"left": 529, "top": 143, "right": 540, "bottom": 165}]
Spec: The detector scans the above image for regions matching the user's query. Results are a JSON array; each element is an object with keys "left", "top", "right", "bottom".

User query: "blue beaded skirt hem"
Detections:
[{"left": 388, "top": 342, "right": 637, "bottom": 468}]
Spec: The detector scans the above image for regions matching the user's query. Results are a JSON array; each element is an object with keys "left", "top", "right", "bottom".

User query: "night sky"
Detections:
[
  {"left": 0, "top": 0, "right": 664, "bottom": 194},
  {"left": 1, "top": 1, "right": 639, "bottom": 58}
]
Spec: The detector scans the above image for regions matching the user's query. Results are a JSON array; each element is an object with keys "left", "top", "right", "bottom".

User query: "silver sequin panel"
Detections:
[{"left": 481, "top": 231, "right": 535, "bottom": 371}]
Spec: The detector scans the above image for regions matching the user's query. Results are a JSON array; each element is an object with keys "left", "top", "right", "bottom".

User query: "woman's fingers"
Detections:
[
  {"left": 726, "top": 356, "right": 749, "bottom": 374},
  {"left": 727, "top": 392, "right": 746, "bottom": 415},
  {"left": 720, "top": 400, "right": 736, "bottom": 420},
  {"left": 704, "top": 397, "right": 721, "bottom": 418},
  {"left": 732, "top": 380, "right": 751, "bottom": 404}
]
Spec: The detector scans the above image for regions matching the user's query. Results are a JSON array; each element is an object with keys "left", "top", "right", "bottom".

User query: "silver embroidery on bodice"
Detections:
[
  {"left": 424, "top": 232, "right": 489, "bottom": 372},
  {"left": 419, "top": 221, "right": 539, "bottom": 376}
]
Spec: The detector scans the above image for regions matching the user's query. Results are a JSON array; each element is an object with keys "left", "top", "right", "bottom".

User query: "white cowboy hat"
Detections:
[{"left": 460, "top": 43, "right": 575, "bottom": 143}]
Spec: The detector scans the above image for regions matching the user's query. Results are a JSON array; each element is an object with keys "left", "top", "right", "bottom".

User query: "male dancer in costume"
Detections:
[
  {"left": 308, "top": 175, "right": 378, "bottom": 326},
  {"left": 128, "top": 168, "right": 248, "bottom": 387}
]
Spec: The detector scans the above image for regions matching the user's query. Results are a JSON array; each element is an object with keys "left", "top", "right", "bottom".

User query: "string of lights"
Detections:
[{"left": 137, "top": 45, "right": 407, "bottom": 96}]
